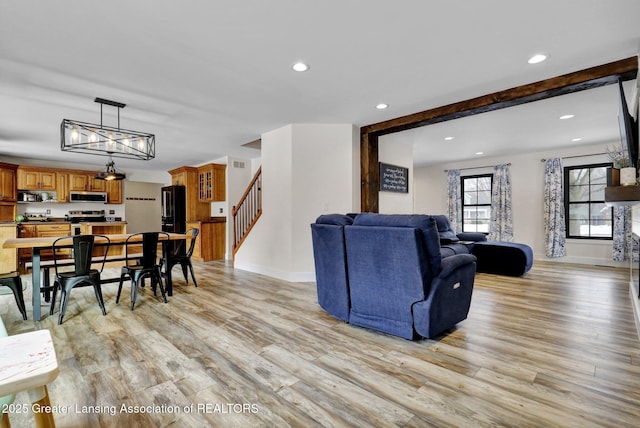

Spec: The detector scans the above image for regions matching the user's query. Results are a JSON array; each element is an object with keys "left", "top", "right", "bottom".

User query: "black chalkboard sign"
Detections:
[{"left": 379, "top": 163, "right": 409, "bottom": 193}]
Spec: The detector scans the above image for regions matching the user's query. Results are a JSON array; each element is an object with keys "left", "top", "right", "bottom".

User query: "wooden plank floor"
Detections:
[{"left": 1, "top": 260, "right": 639, "bottom": 427}]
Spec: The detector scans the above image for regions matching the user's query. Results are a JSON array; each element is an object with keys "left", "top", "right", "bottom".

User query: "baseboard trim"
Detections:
[{"left": 233, "top": 261, "right": 315, "bottom": 283}]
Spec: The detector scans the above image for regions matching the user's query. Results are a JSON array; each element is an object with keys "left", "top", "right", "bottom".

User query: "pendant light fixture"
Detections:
[
  {"left": 94, "top": 155, "right": 126, "bottom": 181},
  {"left": 61, "top": 97, "right": 155, "bottom": 160}
]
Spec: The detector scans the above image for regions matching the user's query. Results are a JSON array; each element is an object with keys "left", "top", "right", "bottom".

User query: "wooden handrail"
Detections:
[{"left": 232, "top": 167, "right": 262, "bottom": 256}]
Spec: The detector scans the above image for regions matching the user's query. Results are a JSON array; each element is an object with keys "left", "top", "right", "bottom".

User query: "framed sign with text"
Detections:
[{"left": 379, "top": 162, "right": 409, "bottom": 193}]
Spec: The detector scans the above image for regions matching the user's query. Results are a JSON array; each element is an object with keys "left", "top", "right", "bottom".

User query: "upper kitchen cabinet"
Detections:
[
  {"left": 68, "top": 172, "right": 106, "bottom": 192},
  {"left": 168, "top": 166, "right": 210, "bottom": 221},
  {"left": 106, "top": 180, "right": 123, "bottom": 204},
  {"left": 17, "top": 166, "right": 56, "bottom": 191},
  {"left": 56, "top": 172, "right": 69, "bottom": 202},
  {"left": 0, "top": 162, "right": 18, "bottom": 202},
  {"left": 198, "top": 163, "right": 226, "bottom": 202}
]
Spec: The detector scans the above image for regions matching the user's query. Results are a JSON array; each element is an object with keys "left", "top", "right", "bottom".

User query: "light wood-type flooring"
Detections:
[{"left": 1, "top": 260, "right": 639, "bottom": 427}]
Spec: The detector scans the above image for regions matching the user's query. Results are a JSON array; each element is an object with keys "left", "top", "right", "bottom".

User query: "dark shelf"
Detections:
[{"left": 604, "top": 185, "right": 640, "bottom": 206}]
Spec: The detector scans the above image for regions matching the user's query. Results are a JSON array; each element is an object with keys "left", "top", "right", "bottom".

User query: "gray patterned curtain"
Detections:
[
  {"left": 488, "top": 164, "right": 513, "bottom": 241},
  {"left": 613, "top": 206, "right": 632, "bottom": 261},
  {"left": 447, "top": 169, "right": 461, "bottom": 232},
  {"left": 543, "top": 158, "right": 566, "bottom": 257}
]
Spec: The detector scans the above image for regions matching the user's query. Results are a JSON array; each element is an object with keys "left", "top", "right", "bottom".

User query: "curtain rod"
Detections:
[
  {"left": 444, "top": 163, "right": 510, "bottom": 173},
  {"left": 540, "top": 152, "right": 607, "bottom": 162}
]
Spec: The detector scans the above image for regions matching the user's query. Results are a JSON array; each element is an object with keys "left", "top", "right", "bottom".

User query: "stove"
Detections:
[
  {"left": 68, "top": 210, "right": 107, "bottom": 235},
  {"left": 67, "top": 210, "right": 107, "bottom": 223}
]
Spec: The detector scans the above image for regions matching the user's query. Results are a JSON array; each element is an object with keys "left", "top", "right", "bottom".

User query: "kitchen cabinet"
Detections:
[
  {"left": 168, "top": 166, "right": 210, "bottom": 221},
  {"left": 17, "top": 223, "right": 71, "bottom": 267},
  {"left": 17, "top": 167, "right": 56, "bottom": 191},
  {"left": 0, "top": 203, "right": 16, "bottom": 223},
  {"left": 68, "top": 172, "right": 106, "bottom": 192},
  {"left": 0, "top": 162, "right": 18, "bottom": 202},
  {"left": 56, "top": 172, "right": 69, "bottom": 202},
  {"left": 198, "top": 163, "right": 226, "bottom": 202},
  {"left": 0, "top": 224, "right": 18, "bottom": 272},
  {"left": 186, "top": 218, "right": 226, "bottom": 261},
  {"left": 106, "top": 180, "right": 123, "bottom": 204},
  {"left": 79, "top": 222, "right": 127, "bottom": 256}
]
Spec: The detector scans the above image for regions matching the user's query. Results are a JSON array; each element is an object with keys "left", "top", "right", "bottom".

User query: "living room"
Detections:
[{"left": 2, "top": 1, "right": 640, "bottom": 426}]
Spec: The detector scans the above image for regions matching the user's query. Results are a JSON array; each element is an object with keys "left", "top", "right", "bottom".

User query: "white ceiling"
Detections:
[{"left": 1, "top": 0, "right": 639, "bottom": 173}]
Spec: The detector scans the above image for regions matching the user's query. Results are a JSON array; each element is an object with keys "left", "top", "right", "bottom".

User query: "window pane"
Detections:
[
  {"left": 569, "top": 204, "right": 589, "bottom": 221},
  {"left": 568, "top": 219, "right": 589, "bottom": 237},
  {"left": 464, "top": 191, "right": 477, "bottom": 204},
  {"left": 568, "top": 168, "right": 588, "bottom": 185},
  {"left": 590, "top": 183, "right": 605, "bottom": 200},
  {"left": 569, "top": 185, "right": 589, "bottom": 202},
  {"left": 477, "top": 177, "right": 492, "bottom": 191},
  {"left": 590, "top": 167, "right": 607, "bottom": 184},
  {"left": 464, "top": 178, "right": 478, "bottom": 191},
  {"left": 476, "top": 219, "right": 490, "bottom": 233},
  {"left": 477, "top": 190, "right": 491, "bottom": 204}
]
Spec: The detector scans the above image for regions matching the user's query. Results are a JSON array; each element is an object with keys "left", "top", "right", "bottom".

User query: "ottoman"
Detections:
[{"left": 472, "top": 241, "right": 533, "bottom": 276}]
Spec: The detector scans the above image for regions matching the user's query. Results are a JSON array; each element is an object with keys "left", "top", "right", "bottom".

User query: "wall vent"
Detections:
[{"left": 233, "top": 160, "right": 246, "bottom": 169}]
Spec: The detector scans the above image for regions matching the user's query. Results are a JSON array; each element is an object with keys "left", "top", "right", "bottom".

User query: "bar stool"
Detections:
[{"left": 0, "top": 272, "right": 27, "bottom": 320}]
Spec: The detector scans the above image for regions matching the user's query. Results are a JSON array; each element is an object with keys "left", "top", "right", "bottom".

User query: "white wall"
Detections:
[
  {"left": 378, "top": 136, "right": 414, "bottom": 213},
  {"left": 413, "top": 142, "right": 626, "bottom": 267},
  {"left": 234, "top": 124, "right": 359, "bottom": 281},
  {"left": 123, "top": 181, "right": 162, "bottom": 233}
]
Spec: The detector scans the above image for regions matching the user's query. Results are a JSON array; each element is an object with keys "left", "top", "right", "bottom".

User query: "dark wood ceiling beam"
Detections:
[
  {"left": 362, "top": 56, "right": 638, "bottom": 136},
  {"left": 360, "top": 56, "right": 638, "bottom": 212}
]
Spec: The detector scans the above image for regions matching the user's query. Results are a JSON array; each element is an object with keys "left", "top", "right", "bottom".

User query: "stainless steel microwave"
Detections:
[{"left": 69, "top": 191, "right": 108, "bottom": 203}]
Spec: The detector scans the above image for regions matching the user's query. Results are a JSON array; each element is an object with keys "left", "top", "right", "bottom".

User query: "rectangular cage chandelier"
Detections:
[{"left": 60, "top": 97, "right": 155, "bottom": 161}]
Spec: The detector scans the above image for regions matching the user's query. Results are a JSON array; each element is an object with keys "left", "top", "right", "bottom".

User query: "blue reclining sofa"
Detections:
[{"left": 311, "top": 213, "right": 477, "bottom": 340}]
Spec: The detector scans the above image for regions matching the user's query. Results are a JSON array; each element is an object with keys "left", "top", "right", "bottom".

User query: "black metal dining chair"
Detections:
[
  {"left": 49, "top": 234, "right": 111, "bottom": 324},
  {"left": 161, "top": 228, "right": 199, "bottom": 288},
  {"left": 117, "top": 232, "right": 169, "bottom": 310},
  {"left": 0, "top": 271, "right": 28, "bottom": 320}
]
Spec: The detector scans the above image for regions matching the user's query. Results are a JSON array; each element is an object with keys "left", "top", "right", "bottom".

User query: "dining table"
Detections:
[{"left": 2, "top": 232, "right": 192, "bottom": 322}]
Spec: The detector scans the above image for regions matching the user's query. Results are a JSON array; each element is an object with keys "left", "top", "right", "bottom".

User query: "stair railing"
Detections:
[{"left": 232, "top": 166, "right": 262, "bottom": 256}]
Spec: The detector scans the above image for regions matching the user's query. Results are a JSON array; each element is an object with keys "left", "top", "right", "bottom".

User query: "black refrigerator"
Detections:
[{"left": 161, "top": 185, "right": 186, "bottom": 233}]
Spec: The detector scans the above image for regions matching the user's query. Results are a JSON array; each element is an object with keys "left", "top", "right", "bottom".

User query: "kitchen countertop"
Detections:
[
  {"left": 5, "top": 221, "right": 128, "bottom": 226},
  {"left": 188, "top": 217, "right": 227, "bottom": 224}
]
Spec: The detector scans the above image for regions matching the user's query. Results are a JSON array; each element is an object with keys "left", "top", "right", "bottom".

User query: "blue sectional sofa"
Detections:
[
  {"left": 311, "top": 213, "right": 477, "bottom": 340},
  {"left": 431, "top": 215, "right": 533, "bottom": 276}
]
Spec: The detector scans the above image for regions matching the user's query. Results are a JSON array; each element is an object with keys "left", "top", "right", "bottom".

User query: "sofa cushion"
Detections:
[
  {"left": 315, "top": 214, "right": 354, "bottom": 226},
  {"left": 353, "top": 213, "right": 442, "bottom": 275},
  {"left": 432, "top": 215, "right": 459, "bottom": 243}
]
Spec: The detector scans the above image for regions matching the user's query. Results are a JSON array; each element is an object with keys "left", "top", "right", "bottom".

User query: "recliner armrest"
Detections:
[
  {"left": 456, "top": 232, "right": 487, "bottom": 242},
  {"left": 438, "top": 254, "right": 476, "bottom": 279}
]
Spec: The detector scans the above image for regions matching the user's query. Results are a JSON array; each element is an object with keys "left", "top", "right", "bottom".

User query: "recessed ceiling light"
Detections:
[
  {"left": 376, "top": 103, "right": 388, "bottom": 110},
  {"left": 571, "top": 137, "right": 582, "bottom": 142},
  {"left": 475, "top": 151, "right": 484, "bottom": 155},
  {"left": 528, "top": 53, "right": 548, "bottom": 64},
  {"left": 559, "top": 114, "right": 574, "bottom": 120},
  {"left": 292, "top": 62, "right": 309, "bottom": 72},
  {"left": 444, "top": 136, "right": 455, "bottom": 141}
]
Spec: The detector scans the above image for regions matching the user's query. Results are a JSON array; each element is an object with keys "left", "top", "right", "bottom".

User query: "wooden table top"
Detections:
[{"left": 2, "top": 232, "right": 191, "bottom": 249}]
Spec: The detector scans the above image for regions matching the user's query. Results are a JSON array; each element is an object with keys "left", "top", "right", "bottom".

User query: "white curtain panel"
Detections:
[
  {"left": 488, "top": 164, "right": 513, "bottom": 242},
  {"left": 446, "top": 169, "right": 462, "bottom": 232},
  {"left": 543, "top": 158, "right": 566, "bottom": 257}
]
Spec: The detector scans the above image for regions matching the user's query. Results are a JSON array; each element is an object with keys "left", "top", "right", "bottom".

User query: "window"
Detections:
[
  {"left": 564, "top": 163, "right": 612, "bottom": 239},
  {"left": 461, "top": 174, "right": 492, "bottom": 233}
]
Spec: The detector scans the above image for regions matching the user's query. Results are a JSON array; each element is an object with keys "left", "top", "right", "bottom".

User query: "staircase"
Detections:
[{"left": 232, "top": 167, "right": 262, "bottom": 256}]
